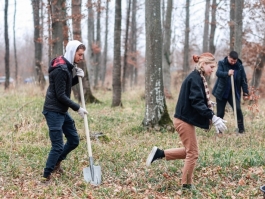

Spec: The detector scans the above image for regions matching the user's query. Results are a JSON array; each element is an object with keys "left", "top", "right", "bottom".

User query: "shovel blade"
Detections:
[{"left": 83, "top": 165, "right": 101, "bottom": 186}]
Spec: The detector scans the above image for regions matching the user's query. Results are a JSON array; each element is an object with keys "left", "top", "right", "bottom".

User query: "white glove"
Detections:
[
  {"left": 76, "top": 67, "right": 84, "bottom": 78},
  {"left": 212, "top": 115, "right": 227, "bottom": 133},
  {"left": 77, "top": 107, "right": 88, "bottom": 118}
]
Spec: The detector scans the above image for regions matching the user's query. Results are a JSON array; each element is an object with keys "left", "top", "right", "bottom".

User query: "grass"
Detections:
[{"left": 0, "top": 84, "right": 265, "bottom": 198}]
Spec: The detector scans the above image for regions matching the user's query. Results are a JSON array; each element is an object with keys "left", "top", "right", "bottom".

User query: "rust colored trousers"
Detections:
[{"left": 164, "top": 118, "right": 199, "bottom": 184}]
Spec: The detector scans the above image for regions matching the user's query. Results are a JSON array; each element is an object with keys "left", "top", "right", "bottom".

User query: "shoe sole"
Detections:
[{"left": 146, "top": 146, "right": 158, "bottom": 167}]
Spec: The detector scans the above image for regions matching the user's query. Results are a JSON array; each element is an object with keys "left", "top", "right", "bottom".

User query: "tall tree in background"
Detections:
[
  {"left": 209, "top": 0, "right": 217, "bottom": 54},
  {"left": 183, "top": 0, "right": 190, "bottom": 78},
  {"left": 230, "top": 0, "right": 235, "bottom": 51},
  {"left": 112, "top": 0, "right": 122, "bottom": 107},
  {"left": 202, "top": 0, "right": 210, "bottom": 52},
  {"left": 13, "top": 0, "right": 18, "bottom": 83},
  {"left": 87, "top": 0, "right": 94, "bottom": 85},
  {"left": 4, "top": 0, "right": 10, "bottom": 90},
  {"left": 129, "top": 0, "right": 137, "bottom": 87},
  {"left": 94, "top": 1, "right": 102, "bottom": 88},
  {"left": 234, "top": 0, "right": 244, "bottom": 57},
  {"left": 50, "top": 0, "right": 66, "bottom": 57},
  {"left": 162, "top": 0, "right": 173, "bottom": 98},
  {"left": 122, "top": 0, "right": 131, "bottom": 92},
  {"left": 32, "top": 0, "right": 46, "bottom": 90},
  {"left": 101, "top": 0, "right": 109, "bottom": 87},
  {"left": 72, "top": 0, "right": 99, "bottom": 103},
  {"left": 142, "top": 0, "right": 172, "bottom": 128}
]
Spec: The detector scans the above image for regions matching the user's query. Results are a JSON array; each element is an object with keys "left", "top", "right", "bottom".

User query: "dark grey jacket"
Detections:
[
  {"left": 174, "top": 70, "right": 214, "bottom": 129},
  {"left": 43, "top": 56, "right": 80, "bottom": 113},
  {"left": 212, "top": 57, "right": 249, "bottom": 100}
]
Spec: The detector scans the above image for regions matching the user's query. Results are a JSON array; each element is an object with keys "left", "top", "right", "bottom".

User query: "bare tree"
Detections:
[
  {"left": 183, "top": 0, "right": 190, "bottom": 78},
  {"left": 162, "top": 0, "right": 173, "bottom": 98},
  {"left": 32, "top": 0, "right": 46, "bottom": 90},
  {"left": 101, "top": 0, "right": 109, "bottom": 87},
  {"left": 209, "top": 0, "right": 217, "bottom": 54},
  {"left": 13, "top": 0, "right": 18, "bottom": 84},
  {"left": 122, "top": 0, "right": 131, "bottom": 92},
  {"left": 112, "top": 0, "right": 122, "bottom": 107},
  {"left": 234, "top": 0, "right": 244, "bottom": 57},
  {"left": 142, "top": 0, "right": 172, "bottom": 128},
  {"left": 230, "top": 0, "right": 235, "bottom": 51},
  {"left": 202, "top": 0, "right": 210, "bottom": 52},
  {"left": 4, "top": 0, "right": 10, "bottom": 90}
]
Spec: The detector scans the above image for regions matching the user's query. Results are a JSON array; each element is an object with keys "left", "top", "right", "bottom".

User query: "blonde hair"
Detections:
[{"left": 193, "top": 52, "right": 216, "bottom": 72}]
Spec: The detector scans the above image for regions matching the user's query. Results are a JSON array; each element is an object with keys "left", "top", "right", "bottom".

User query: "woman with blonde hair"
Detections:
[{"left": 146, "top": 53, "right": 227, "bottom": 190}]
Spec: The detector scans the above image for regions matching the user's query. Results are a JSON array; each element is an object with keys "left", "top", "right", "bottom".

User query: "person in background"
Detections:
[
  {"left": 41, "top": 40, "right": 88, "bottom": 182},
  {"left": 212, "top": 51, "right": 249, "bottom": 134},
  {"left": 146, "top": 53, "right": 227, "bottom": 190}
]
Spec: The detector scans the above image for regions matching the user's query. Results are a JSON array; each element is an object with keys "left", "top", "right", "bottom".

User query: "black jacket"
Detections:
[
  {"left": 174, "top": 70, "right": 214, "bottom": 129},
  {"left": 43, "top": 56, "right": 80, "bottom": 113},
  {"left": 212, "top": 57, "right": 249, "bottom": 100}
]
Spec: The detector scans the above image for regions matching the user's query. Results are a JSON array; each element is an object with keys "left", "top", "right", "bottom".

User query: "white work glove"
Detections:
[
  {"left": 212, "top": 115, "right": 227, "bottom": 133},
  {"left": 76, "top": 67, "right": 84, "bottom": 78},
  {"left": 77, "top": 107, "right": 88, "bottom": 118}
]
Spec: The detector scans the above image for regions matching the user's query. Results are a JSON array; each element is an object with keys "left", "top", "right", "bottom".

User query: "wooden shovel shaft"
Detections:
[
  {"left": 230, "top": 75, "right": 238, "bottom": 130},
  {"left": 78, "top": 76, "right": 93, "bottom": 157}
]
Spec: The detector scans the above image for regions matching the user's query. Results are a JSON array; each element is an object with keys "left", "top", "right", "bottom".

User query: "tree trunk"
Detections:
[
  {"left": 47, "top": 0, "right": 52, "bottom": 62},
  {"left": 162, "top": 0, "right": 173, "bottom": 99},
  {"left": 122, "top": 0, "right": 131, "bottom": 92},
  {"left": 202, "top": 0, "right": 210, "bottom": 52},
  {"left": 4, "top": 0, "right": 10, "bottom": 90},
  {"left": 130, "top": 0, "right": 137, "bottom": 87},
  {"left": 87, "top": 0, "right": 95, "bottom": 86},
  {"left": 251, "top": 37, "right": 265, "bottom": 88},
  {"left": 94, "top": 1, "right": 101, "bottom": 88},
  {"left": 142, "top": 0, "right": 172, "bottom": 128},
  {"left": 50, "top": 0, "right": 65, "bottom": 57},
  {"left": 13, "top": 0, "right": 18, "bottom": 84},
  {"left": 234, "top": 0, "right": 244, "bottom": 57},
  {"left": 112, "top": 0, "right": 122, "bottom": 107},
  {"left": 32, "top": 0, "right": 46, "bottom": 90},
  {"left": 230, "top": 0, "right": 235, "bottom": 51},
  {"left": 101, "top": 0, "right": 109, "bottom": 87},
  {"left": 209, "top": 0, "right": 217, "bottom": 54},
  {"left": 183, "top": 0, "right": 190, "bottom": 78}
]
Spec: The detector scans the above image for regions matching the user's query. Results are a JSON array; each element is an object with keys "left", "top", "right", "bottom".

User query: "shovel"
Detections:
[
  {"left": 231, "top": 75, "right": 239, "bottom": 134},
  {"left": 78, "top": 76, "right": 101, "bottom": 186}
]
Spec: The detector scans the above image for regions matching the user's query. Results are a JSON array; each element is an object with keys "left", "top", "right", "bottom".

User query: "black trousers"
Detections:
[{"left": 216, "top": 94, "right": 245, "bottom": 133}]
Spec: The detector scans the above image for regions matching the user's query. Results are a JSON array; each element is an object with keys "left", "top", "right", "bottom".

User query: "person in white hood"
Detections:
[{"left": 41, "top": 40, "right": 88, "bottom": 183}]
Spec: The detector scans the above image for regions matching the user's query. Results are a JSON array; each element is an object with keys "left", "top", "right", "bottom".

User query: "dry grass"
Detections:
[{"left": 0, "top": 84, "right": 265, "bottom": 199}]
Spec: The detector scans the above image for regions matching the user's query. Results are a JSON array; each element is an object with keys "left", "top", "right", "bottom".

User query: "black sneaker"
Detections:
[
  {"left": 146, "top": 146, "right": 164, "bottom": 167},
  {"left": 182, "top": 184, "right": 196, "bottom": 190}
]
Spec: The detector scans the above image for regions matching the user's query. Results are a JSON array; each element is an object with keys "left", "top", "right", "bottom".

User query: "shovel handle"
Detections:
[
  {"left": 78, "top": 76, "right": 93, "bottom": 157},
  {"left": 231, "top": 75, "right": 238, "bottom": 131}
]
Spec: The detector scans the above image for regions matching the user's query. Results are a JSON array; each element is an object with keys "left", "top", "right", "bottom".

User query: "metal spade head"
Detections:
[{"left": 83, "top": 165, "right": 101, "bottom": 186}]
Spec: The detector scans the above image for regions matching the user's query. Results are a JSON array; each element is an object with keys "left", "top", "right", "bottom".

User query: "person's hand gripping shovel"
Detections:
[
  {"left": 77, "top": 67, "right": 101, "bottom": 186},
  {"left": 231, "top": 74, "right": 239, "bottom": 135}
]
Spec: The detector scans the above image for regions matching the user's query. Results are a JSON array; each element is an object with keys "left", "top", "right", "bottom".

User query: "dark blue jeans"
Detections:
[
  {"left": 216, "top": 94, "right": 245, "bottom": 133},
  {"left": 42, "top": 110, "right": 79, "bottom": 177}
]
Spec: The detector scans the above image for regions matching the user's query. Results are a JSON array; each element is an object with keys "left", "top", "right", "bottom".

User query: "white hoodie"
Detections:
[{"left": 64, "top": 40, "right": 83, "bottom": 65}]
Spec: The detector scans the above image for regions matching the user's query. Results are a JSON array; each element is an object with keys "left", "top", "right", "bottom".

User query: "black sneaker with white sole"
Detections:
[{"left": 146, "top": 146, "right": 165, "bottom": 167}]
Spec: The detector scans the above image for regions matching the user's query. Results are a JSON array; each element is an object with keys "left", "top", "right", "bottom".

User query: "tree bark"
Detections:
[
  {"left": 32, "top": 0, "right": 46, "bottom": 90},
  {"left": 112, "top": 0, "right": 122, "bottom": 107},
  {"left": 234, "top": 0, "right": 244, "bottom": 57},
  {"left": 183, "top": 0, "right": 190, "bottom": 78},
  {"left": 4, "top": 0, "right": 10, "bottom": 90},
  {"left": 230, "top": 0, "right": 235, "bottom": 51},
  {"left": 122, "top": 0, "right": 131, "bottom": 92},
  {"left": 101, "top": 0, "right": 109, "bottom": 87},
  {"left": 202, "top": 0, "right": 210, "bottom": 52},
  {"left": 130, "top": 0, "right": 137, "bottom": 87},
  {"left": 142, "top": 0, "right": 172, "bottom": 128},
  {"left": 162, "top": 0, "right": 173, "bottom": 99},
  {"left": 209, "top": 0, "right": 217, "bottom": 54}
]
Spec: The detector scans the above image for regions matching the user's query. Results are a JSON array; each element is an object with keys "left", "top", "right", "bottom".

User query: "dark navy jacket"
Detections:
[
  {"left": 212, "top": 57, "right": 249, "bottom": 100},
  {"left": 43, "top": 56, "right": 80, "bottom": 113},
  {"left": 174, "top": 70, "right": 214, "bottom": 129}
]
